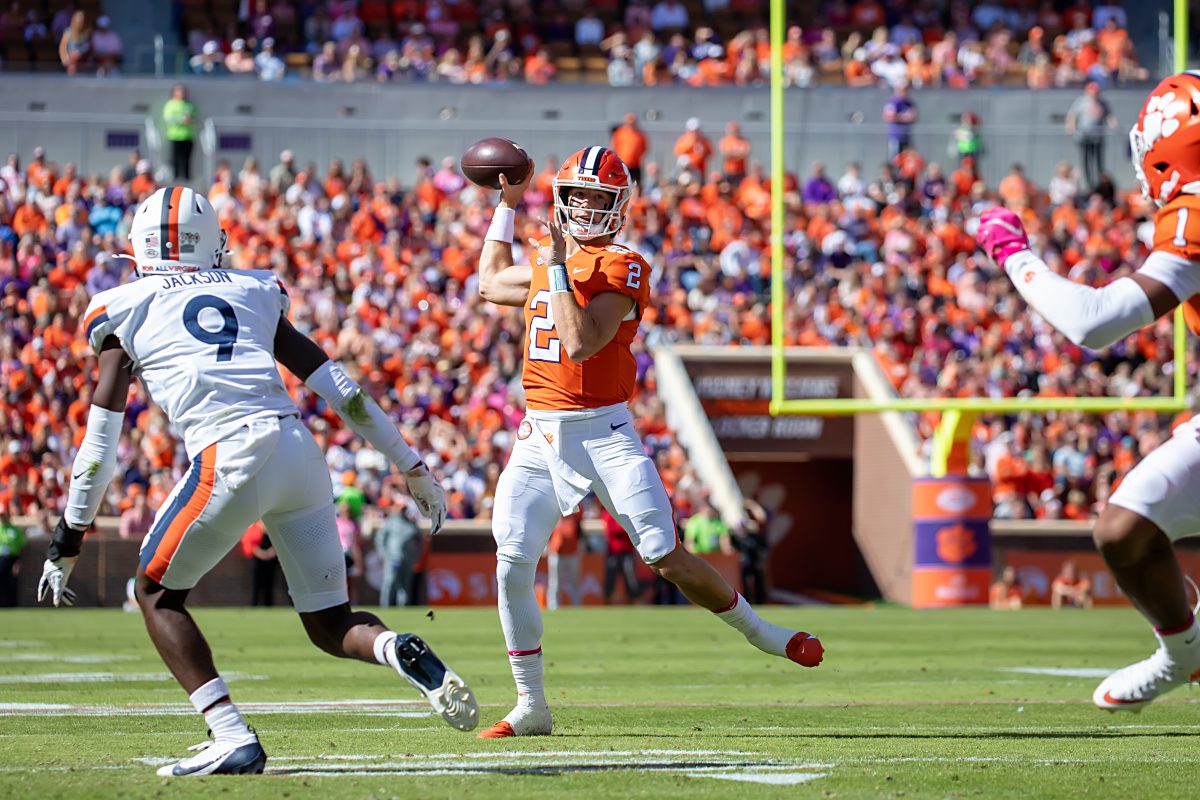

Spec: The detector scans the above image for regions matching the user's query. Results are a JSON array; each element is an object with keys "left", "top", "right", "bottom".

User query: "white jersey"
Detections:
[{"left": 82, "top": 268, "right": 297, "bottom": 458}]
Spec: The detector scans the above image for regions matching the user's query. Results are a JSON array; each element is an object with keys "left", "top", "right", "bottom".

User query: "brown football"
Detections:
[{"left": 460, "top": 137, "right": 530, "bottom": 190}]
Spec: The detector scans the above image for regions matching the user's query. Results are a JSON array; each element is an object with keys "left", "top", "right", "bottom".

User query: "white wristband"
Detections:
[
  {"left": 486, "top": 206, "right": 516, "bottom": 244},
  {"left": 548, "top": 263, "right": 571, "bottom": 294}
]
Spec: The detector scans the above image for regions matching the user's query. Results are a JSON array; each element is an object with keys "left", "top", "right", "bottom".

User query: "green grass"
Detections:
[{"left": 2, "top": 605, "right": 1197, "bottom": 799}]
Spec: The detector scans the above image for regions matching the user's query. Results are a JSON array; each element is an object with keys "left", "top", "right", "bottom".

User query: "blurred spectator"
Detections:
[
  {"left": 575, "top": 9, "right": 604, "bottom": 48},
  {"left": 683, "top": 498, "right": 732, "bottom": 554},
  {"left": 190, "top": 41, "right": 226, "bottom": 75},
  {"left": 226, "top": 39, "right": 256, "bottom": 74},
  {"left": 335, "top": 470, "right": 367, "bottom": 520},
  {"left": 256, "top": 38, "right": 286, "bottom": 81},
  {"left": 163, "top": 84, "right": 197, "bottom": 181},
  {"left": 734, "top": 498, "right": 768, "bottom": 604},
  {"left": 373, "top": 489, "right": 423, "bottom": 607},
  {"left": 269, "top": 149, "right": 297, "bottom": 194},
  {"left": 0, "top": 506, "right": 24, "bottom": 607},
  {"left": 719, "top": 121, "right": 750, "bottom": 182},
  {"left": 1051, "top": 559, "right": 1093, "bottom": 608},
  {"left": 548, "top": 509, "right": 583, "bottom": 610},
  {"left": 118, "top": 489, "right": 154, "bottom": 540},
  {"left": 1048, "top": 160, "right": 1079, "bottom": 206},
  {"left": 336, "top": 500, "right": 363, "bottom": 602},
  {"left": 611, "top": 113, "right": 648, "bottom": 185},
  {"left": 947, "top": 111, "right": 982, "bottom": 166},
  {"left": 882, "top": 81, "right": 917, "bottom": 160},
  {"left": 602, "top": 506, "right": 640, "bottom": 604},
  {"left": 651, "top": 0, "right": 689, "bottom": 33},
  {"left": 989, "top": 566, "right": 1024, "bottom": 610},
  {"left": 802, "top": 161, "right": 837, "bottom": 205},
  {"left": 524, "top": 47, "right": 557, "bottom": 84},
  {"left": 674, "top": 117, "right": 712, "bottom": 178},
  {"left": 58, "top": 10, "right": 90, "bottom": 75},
  {"left": 91, "top": 15, "right": 122, "bottom": 75},
  {"left": 240, "top": 522, "right": 279, "bottom": 606},
  {"left": 1066, "top": 81, "right": 1117, "bottom": 191}
]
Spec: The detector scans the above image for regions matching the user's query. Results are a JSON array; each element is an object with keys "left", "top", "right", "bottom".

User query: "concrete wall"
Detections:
[{"left": 0, "top": 75, "right": 1150, "bottom": 189}]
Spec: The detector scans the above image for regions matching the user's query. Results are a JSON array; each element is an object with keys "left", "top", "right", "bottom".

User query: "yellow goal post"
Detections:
[{"left": 765, "top": 0, "right": 1192, "bottom": 474}]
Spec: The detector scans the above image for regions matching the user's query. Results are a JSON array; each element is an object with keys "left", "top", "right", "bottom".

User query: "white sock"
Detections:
[
  {"left": 204, "top": 701, "right": 253, "bottom": 743},
  {"left": 373, "top": 630, "right": 401, "bottom": 671},
  {"left": 507, "top": 651, "right": 546, "bottom": 710},
  {"left": 715, "top": 593, "right": 794, "bottom": 657},
  {"left": 1156, "top": 615, "right": 1200, "bottom": 661},
  {"left": 497, "top": 559, "right": 546, "bottom": 706}
]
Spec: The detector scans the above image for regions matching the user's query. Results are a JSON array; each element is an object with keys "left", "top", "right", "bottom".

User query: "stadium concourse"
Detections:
[{"left": 0, "top": 113, "right": 1191, "bottom": 534}]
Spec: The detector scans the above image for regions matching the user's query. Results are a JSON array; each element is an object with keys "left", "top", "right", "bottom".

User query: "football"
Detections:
[{"left": 460, "top": 137, "right": 530, "bottom": 189}]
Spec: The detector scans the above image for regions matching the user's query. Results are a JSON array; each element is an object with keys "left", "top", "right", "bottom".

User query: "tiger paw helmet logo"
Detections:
[
  {"left": 935, "top": 523, "right": 977, "bottom": 564},
  {"left": 1140, "top": 91, "right": 1187, "bottom": 201}
]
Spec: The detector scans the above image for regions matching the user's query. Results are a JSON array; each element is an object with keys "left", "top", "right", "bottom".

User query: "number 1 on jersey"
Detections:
[{"left": 183, "top": 295, "right": 239, "bottom": 362}]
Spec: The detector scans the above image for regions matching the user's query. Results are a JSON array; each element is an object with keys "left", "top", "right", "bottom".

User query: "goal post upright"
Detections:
[{"left": 767, "top": 0, "right": 1192, "bottom": 451}]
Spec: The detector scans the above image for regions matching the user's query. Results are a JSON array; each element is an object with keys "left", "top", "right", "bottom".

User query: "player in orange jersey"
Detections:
[
  {"left": 978, "top": 72, "right": 1200, "bottom": 713},
  {"left": 473, "top": 146, "right": 823, "bottom": 738}
]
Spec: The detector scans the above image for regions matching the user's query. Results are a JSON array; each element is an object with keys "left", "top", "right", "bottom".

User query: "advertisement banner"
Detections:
[
  {"left": 679, "top": 355, "right": 855, "bottom": 459},
  {"left": 1000, "top": 550, "right": 1200, "bottom": 606},
  {"left": 912, "top": 477, "right": 993, "bottom": 607}
]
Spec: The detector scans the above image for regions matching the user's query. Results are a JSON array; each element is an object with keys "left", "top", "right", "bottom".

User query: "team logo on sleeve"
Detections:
[{"left": 517, "top": 420, "right": 532, "bottom": 440}]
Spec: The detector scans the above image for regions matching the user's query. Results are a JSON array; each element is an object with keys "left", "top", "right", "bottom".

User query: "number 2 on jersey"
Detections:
[
  {"left": 528, "top": 289, "right": 561, "bottom": 363},
  {"left": 183, "top": 295, "right": 239, "bottom": 362}
]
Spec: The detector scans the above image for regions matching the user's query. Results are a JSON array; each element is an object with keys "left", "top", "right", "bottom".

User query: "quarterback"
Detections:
[
  {"left": 978, "top": 72, "right": 1200, "bottom": 711},
  {"left": 38, "top": 187, "right": 478, "bottom": 776},
  {"left": 474, "top": 146, "right": 824, "bottom": 738}
]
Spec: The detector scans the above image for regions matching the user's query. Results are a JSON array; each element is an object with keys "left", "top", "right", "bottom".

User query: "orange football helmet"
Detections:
[
  {"left": 1130, "top": 71, "right": 1200, "bottom": 206},
  {"left": 553, "top": 146, "right": 632, "bottom": 239}
]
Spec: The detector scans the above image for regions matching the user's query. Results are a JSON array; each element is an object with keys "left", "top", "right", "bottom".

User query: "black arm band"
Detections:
[{"left": 47, "top": 517, "right": 86, "bottom": 560}]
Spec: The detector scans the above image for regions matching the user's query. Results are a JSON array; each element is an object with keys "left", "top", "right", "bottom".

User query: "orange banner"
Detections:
[
  {"left": 911, "top": 567, "right": 992, "bottom": 607},
  {"left": 912, "top": 479, "right": 993, "bottom": 520},
  {"left": 424, "top": 552, "right": 741, "bottom": 606}
]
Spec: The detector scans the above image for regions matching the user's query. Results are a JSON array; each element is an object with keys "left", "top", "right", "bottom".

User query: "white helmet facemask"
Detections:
[{"left": 553, "top": 183, "right": 628, "bottom": 240}]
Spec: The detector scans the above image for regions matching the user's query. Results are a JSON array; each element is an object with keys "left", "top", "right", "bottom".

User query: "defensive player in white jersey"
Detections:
[
  {"left": 978, "top": 72, "right": 1200, "bottom": 712},
  {"left": 37, "top": 187, "right": 478, "bottom": 776},
  {"left": 474, "top": 147, "right": 824, "bottom": 739}
]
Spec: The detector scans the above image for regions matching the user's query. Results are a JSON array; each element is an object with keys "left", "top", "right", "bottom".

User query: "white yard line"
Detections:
[
  {"left": 1001, "top": 667, "right": 1114, "bottom": 678},
  {"left": 0, "top": 670, "right": 265, "bottom": 684}
]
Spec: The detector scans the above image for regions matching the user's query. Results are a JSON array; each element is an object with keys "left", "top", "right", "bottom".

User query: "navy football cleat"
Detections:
[
  {"left": 393, "top": 633, "right": 479, "bottom": 731},
  {"left": 156, "top": 733, "right": 267, "bottom": 777}
]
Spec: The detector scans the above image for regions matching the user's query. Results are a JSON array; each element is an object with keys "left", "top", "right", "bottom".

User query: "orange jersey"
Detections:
[
  {"left": 1152, "top": 195, "right": 1200, "bottom": 333},
  {"left": 523, "top": 239, "right": 651, "bottom": 410}
]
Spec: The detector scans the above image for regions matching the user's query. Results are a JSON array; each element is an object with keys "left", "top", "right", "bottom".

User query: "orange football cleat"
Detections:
[
  {"left": 476, "top": 721, "right": 517, "bottom": 739},
  {"left": 786, "top": 632, "right": 824, "bottom": 667}
]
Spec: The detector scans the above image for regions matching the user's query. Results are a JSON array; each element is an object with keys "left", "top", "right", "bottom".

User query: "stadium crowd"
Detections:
[
  {"left": 18, "top": 1, "right": 1145, "bottom": 89},
  {"left": 0, "top": 99, "right": 1191, "bottom": 530}
]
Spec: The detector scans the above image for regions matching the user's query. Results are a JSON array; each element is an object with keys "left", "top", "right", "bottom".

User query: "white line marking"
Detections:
[
  {"left": 0, "top": 699, "right": 429, "bottom": 716},
  {"left": 6, "top": 654, "right": 140, "bottom": 663},
  {"left": 0, "top": 640, "right": 46, "bottom": 648},
  {"left": 1002, "top": 667, "right": 1113, "bottom": 678},
  {"left": 0, "top": 671, "right": 265, "bottom": 684},
  {"left": 691, "top": 772, "right": 828, "bottom": 785}
]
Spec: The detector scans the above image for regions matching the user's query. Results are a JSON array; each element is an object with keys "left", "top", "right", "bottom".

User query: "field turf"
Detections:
[{"left": 2, "top": 605, "right": 1197, "bottom": 799}]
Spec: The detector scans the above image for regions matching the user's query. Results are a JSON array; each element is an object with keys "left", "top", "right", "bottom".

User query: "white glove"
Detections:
[
  {"left": 405, "top": 464, "right": 447, "bottom": 534},
  {"left": 37, "top": 556, "right": 78, "bottom": 607}
]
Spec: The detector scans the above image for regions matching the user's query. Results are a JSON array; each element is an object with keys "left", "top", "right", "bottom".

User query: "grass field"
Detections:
[{"left": 2, "top": 604, "right": 1198, "bottom": 799}]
